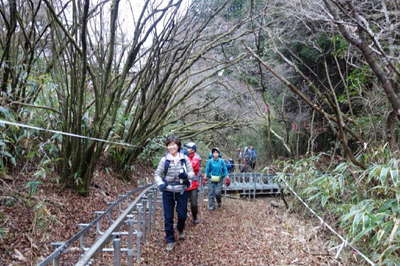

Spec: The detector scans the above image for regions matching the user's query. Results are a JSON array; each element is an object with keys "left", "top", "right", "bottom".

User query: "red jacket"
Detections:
[{"left": 186, "top": 152, "right": 201, "bottom": 191}]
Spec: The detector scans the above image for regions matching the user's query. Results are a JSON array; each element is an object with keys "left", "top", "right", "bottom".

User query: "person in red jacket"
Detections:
[{"left": 184, "top": 142, "right": 202, "bottom": 224}]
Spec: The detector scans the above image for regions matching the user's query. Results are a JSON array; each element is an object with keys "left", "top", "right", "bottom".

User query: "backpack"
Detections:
[
  {"left": 228, "top": 159, "right": 235, "bottom": 172},
  {"left": 244, "top": 148, "right": 251, "bottom": 159},
  {"left": 225, "top": 159, "right": 232, "bottom": 171}
]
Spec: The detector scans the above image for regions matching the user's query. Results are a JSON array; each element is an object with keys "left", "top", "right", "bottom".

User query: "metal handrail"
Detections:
[
  {"left": 76, "top": 184, "right": 157, "bottom": 265},
  {"left": 37, "top": 183, "right": 154, "bottom": 266},
  {"left": 224, "top": 173, "right": 281, "bottom": 198}
]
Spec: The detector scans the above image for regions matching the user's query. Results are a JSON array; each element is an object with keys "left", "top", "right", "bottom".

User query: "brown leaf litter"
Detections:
[{"left": 2, "top": 170, "right": 353, "bottom": 265}]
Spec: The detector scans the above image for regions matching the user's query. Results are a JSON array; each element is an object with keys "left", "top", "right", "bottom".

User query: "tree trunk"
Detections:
[{"left": 324, "top": 0, "right": 400, "bottom": 150}]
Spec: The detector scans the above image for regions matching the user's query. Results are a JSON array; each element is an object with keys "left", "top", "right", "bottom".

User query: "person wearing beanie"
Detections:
[
  {"left": 205, "top": 147, "right": 228, "bottom": 210},
  {"left": 183, "top": 142, "right": 202, "bottom": 224}
]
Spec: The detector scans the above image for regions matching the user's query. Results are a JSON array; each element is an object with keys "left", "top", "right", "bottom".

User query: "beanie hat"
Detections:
[
  {"left": 184, "top": 142, "right": 197, "bottom": 152},
  {"left": 211, "top": 147, "right": 220, "bottom": 154}
]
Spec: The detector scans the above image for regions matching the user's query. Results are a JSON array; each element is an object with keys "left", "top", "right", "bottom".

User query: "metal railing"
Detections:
[
  {"left": 38, "top": 184, "right": 158, "bottom": 266},
  {"left": 224, "top": 173, "right": 281, "bottom": 199}
]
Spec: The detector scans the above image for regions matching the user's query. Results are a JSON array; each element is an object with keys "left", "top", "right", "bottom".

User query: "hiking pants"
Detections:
[
  {"left": 188, "top": 189, "right": 198, "bottom": 220},
  {"left": 208, "top": 181, "right": 222, "bottom": 209},
  {"left": 250, "top": 160, "right": 256, "bottom": 170},
  {"left": 162, "top": 190, "right": 188, "bottom": 243}
]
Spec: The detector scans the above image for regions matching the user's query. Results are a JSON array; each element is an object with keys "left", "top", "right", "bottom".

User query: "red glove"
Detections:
[{"left": 224, "top": 176, "right": 231, "bottom": 186}]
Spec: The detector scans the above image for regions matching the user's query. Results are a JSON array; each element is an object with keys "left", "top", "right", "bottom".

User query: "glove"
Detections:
[
  {"left": 178, "top": 172, "right": 188, "bottom": 180},
  {"left": 159, "top": 183, "right": 167, "bottom": 192},
  {"left": 225, "top": 177, "right": 231, "bottom": 187}
]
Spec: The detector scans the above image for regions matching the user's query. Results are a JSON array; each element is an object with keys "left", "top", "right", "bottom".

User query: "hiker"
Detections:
[
  {"left": 248, "top": 145, "right": 257, "bottom": 170},
  {"left": 205, "top": 147, "right": 228, "bottom": 210},
  {"left": 236, "top": 148, "right": 242, "bottom": 170},
  {"left": 183, "top": 142, "right": 202, "bottom": 224},
  {"left": 241, "top": 146, "right": 250, "bottom": 173},
  {"left": 225, "top": 158, "right": 234, "bottom": 174},
  {"left": 154, "top": 136, "right": 194, "bottom": 251}
]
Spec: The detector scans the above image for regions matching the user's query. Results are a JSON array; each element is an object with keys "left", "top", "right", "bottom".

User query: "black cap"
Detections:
[{"left": 211, "top": 147, "right": 220, "bottom": 154}]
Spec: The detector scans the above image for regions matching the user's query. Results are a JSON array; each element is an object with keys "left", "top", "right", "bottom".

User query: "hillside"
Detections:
[{"left": 0, "top": 163, "right": 152, "bottom": 264}]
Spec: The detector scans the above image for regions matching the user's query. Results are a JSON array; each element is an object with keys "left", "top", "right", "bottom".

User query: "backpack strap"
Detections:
[
  {"left": 180, "top": 158, "right": 187, "bottom": 172},
  {"left": 163, "top": 159, "right": 171, "bottom": 181}
]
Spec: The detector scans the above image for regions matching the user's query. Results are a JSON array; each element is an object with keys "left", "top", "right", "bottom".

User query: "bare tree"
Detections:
[
  {"left": 41, "top": 0, "right": 193, "bottom": 194},
  {"left": 35, "top": 0, "right": 251, "bottom": 193},
  {"left": 282, "top": 0, "right": 400, "bottom": 149},
  {"left": 0, "top": 0, "right": 53, "bottom": 112},
  {"left": 111, "top": 0, "right": 252, "bottom": 175}
]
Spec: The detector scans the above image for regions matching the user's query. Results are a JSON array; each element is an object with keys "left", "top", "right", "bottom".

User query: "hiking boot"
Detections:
[
  {"left": 166, "top": 242, "right": 175, "bottom": 251},
  {"left": 208, "top": 206, "right": 215, "bottom": 211},
  {"left": 193, "top": 219, "right": 200, "bottom": 225},
  {"left": 178, "top": 231, "right": 185, "bottom": 240},
  {"left": 217, "top": 202, "right": 222, "bottom": 208}
]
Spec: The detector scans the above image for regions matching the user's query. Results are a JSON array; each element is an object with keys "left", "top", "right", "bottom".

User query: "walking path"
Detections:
[{"left": 140, "top": 196, "right": 341, "bottom": 265}]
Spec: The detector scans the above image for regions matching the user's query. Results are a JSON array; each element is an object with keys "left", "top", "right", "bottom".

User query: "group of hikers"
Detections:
[
  {"left": 154, "top": 136, "right": 233, "bottom": 251},
  {"left": 222, "top": 146, "right": 258, "bottom": 174},
  {"left": 236, "top": 145, "right": 257, "bottom": 172}
]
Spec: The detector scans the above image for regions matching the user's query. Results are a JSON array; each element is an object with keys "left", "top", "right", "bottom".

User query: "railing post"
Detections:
[
  {"left": 50, "top": 242, "right": 63, "bottom": 266},
  {"left": 52, "top": 258, "right": 59, "bottom": 266},
  {"left": 133, "top": 202, "right": 144, "bottom": 261},
  {"left": 136, "top": 202, "right": 144, "bottom": 239},
  {"left": 147, "top": 190, "right": 154, "bottom": 233},
  {"left": 95, "top": 211, "right": 105, "bottom": 235},
  {"left": 78, "top": 224, "right": 88, "bottom": 249},
  {"left": 151, "top": 188, "right": 157, "bottom": 230},
  {"left": 142, "top": 197, "right": 149, "bottom": 240},
  {"left": 113, "top": 237, "right": 121, "bottom": 266},
  {"left": 118, "top": 194, "right": 127, "bottom": 211},
  {"left": 242, "top": 173, "right": 245, "bottom": 198},
  {"left": 135, "top": 206, "right": 143, "bottom": 261},
  {"left": 126, "top": 219, "right": 134, "bottom": 266},
  {"left": 253, "top": 173, "right": 256, "bottom": 199},
  {"left": 249, "top": 173, "right": 252, "bottom": 200}
]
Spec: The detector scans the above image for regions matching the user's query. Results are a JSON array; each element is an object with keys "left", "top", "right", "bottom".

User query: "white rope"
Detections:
[
  {"left": 279, "top": 175, "right": 376, "bottom": 266},
  {"left": 0, "top": 119, "right": 164, "bottom": 148}
]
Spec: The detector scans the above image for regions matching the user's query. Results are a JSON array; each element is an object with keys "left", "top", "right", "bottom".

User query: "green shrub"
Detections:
[{"left": 276, "top": 152, "right": 400, "bottom": 265}]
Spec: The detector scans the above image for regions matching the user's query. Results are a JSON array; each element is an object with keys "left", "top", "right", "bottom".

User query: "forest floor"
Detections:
[
  {"left": 0, "top": 163, "right": 153, "bottom": 265},
  {"left": 1, "top": 166, "right": 356, "bottom": 265},
  {"left": 139, "top": 194, "right": 349, "bottom": 266}
]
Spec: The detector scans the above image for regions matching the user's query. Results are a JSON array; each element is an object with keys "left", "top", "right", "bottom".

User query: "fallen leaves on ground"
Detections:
[
  {"left": 0, "top": 164, "right": 151, "bottom": 265},
  {"left": 2, "top": 167, "right": 346, "bottom": 266},
  {"left": 140, "top": 194, "right": 342, "bottom": 265}
]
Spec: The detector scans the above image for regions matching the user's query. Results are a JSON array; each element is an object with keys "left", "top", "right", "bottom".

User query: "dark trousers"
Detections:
[
  {"left": 188, "top": 189, "right": 198, "bottom": 220},
  {"left": 250, "top": 161, "right": 256, "bottom": 170},
  {"left": 162, "top": 190, "right": 188, "bottom": 243}
]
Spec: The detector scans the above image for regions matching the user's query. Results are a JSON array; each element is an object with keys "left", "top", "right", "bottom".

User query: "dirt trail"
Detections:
[{"left": 140, "top": 195, "right": 341, "bottom": 265}]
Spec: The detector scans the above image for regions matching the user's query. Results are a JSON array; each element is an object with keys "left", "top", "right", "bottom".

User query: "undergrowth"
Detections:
[{"left": 275, "top": 146, "right": 400, "bottom": 265}]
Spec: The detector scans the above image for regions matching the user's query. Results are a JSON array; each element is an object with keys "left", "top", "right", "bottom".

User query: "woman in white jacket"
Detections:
[{"left": 154, "top": 136, "right": 194, "bottom": 251}]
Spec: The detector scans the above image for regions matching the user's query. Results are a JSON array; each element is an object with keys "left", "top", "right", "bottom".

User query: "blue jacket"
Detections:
[
  {"left": 250, "top": 149, "right": 256, "bottom": 160},
  {"left": 205, "top": 158, "right": 228, "bottom": 179},
  {"left": 244, "top": 148, "right": 256, "bottom": 160}
]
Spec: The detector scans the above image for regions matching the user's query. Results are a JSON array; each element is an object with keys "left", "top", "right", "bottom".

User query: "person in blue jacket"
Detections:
[
  {"left": 248, "top": 145, "right": 257, "bottom": 170},
  {"left": 205, "top": 147, "right": 228, "bottom": 210}
]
